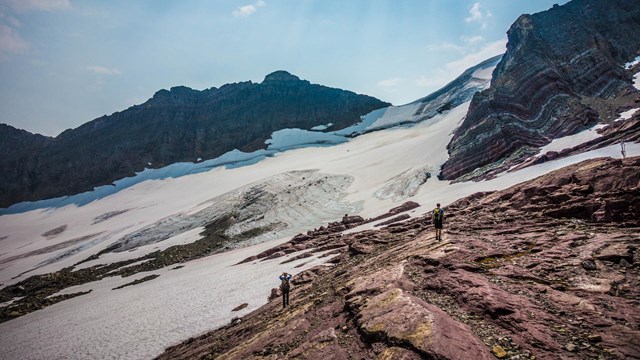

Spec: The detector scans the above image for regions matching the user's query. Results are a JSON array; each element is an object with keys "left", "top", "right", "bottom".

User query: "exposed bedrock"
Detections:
[
  {"left": 440, "top": 0, "right": 640, "bottom": 180},
  {"left": 157, "top": 156, "right": 640, "bottom": 359}
]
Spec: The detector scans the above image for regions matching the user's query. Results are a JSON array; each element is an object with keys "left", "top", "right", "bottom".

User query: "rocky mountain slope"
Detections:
[
  {"left": 158, "top": 156, "right": 640, "bottom": 360},
  {"left": 0, "top": 124, "right": 53, "bottom": 207},
  {"left": 0, "top": 71, "right": 389, "bottom": 208},
  {"left": 440, "top": 0, "right": 640, "bottom": 181}
]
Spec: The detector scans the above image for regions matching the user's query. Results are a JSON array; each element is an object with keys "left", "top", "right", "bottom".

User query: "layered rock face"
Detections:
[
  {"left": 0, "top": 72, "right": 389, "bottom": 208},
  {"left": 157, "top": 156, "right": 640, "bottom": 360},
  {"left": 440, "top": 0, "right": 640, "bottom": 180}
]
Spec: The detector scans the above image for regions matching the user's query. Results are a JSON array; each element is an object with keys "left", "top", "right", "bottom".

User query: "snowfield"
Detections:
[{"left": 1, "top": 59, "right": 639, "bottom": 359}]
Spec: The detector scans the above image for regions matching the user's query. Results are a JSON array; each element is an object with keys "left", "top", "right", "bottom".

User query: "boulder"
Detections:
[{"left": 356, "top": 288, "right": 492, "bottom": 360}]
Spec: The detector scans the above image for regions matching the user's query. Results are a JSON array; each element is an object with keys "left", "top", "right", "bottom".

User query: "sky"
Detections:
[{"left": 0, "top": 0, "right": 568, "bottom": 137}]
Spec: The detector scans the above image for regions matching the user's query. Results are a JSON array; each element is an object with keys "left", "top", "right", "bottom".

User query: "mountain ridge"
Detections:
[
  {"left": 440, "top": 0, "right": 640, "bottom": 180},
  {"left": 0, "top": 71, "right": 390, "bottom": 208}
]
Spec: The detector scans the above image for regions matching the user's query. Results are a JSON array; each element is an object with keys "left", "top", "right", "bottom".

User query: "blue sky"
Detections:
[{"left": 0, "top": 0, "right": 567, "bottom": 136}]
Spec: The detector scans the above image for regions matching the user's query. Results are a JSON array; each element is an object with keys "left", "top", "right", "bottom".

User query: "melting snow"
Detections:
[
  {"left": 471, "top": 66, "right": 494, "bottom": 80},
  {"left": 616, "top": 108, "right": 639, "bottom": 122},
  {"left": 624, "top": 55, "right": 640, "bottom": 69},
  {"left": 310, "top": 123, "right": 333, "bottom": 131},
  {"left": 266, "top": 128, "right": 348, "bottom": 150},
  {"left": 538, "top": 124, "right": 605, "bottom": 154}
]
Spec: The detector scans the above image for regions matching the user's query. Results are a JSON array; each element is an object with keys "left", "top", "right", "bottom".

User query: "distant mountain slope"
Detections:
[
  {"left": 0, "top": 125, "right": 53, "bottom": 207},
  {"left": 0, "top": 71, "right": 389, "bottom": 208},
  {"left": 440, "top": 0, "right": 640, "bottom": 180}
]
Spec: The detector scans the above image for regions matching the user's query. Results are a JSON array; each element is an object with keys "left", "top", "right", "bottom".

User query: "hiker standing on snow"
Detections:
[
  {"left": 279, "top": 272, "right": 292, "bottom": 308},
  {"left": 433, "top": 203, "right": 445, "bottom": 241}
]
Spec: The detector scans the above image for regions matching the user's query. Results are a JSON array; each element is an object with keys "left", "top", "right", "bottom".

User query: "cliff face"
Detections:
[
  {"left": 0, "top": 72, "right": 389, "bottom": 208},
  {"left": 0, "top": 125, "right": 53, "bottom": 207},
  {"left": 440, "top": 0, "right": 640, "bottom": 180},
  {"left": 157, "top": 156, "right": 640, "bottom": 360}
]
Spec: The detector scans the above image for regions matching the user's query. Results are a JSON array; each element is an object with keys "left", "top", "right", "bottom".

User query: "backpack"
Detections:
[
  {"left": 280, "top": 276, "right": 291, "bottom": 291},
  {"left": 433, "top": 208, "right": 443, "bottom": 221}
]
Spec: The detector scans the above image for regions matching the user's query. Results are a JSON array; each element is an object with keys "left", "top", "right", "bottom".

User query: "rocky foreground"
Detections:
[{"left": 158, "top": 156, "right": 640, "bottom": 360}]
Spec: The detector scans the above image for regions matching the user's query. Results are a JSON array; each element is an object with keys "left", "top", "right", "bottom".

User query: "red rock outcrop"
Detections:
[
  {"left": 157, "top": 156, "right": 640, "bottom": 360},
  {"left": 440, "top": 0, "right": 640, "bottom": 181}
]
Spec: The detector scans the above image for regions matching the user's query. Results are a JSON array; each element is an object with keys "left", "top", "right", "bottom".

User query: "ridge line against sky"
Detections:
[{"left": 0, "top": 0, "right": 568, "bottom": 136}]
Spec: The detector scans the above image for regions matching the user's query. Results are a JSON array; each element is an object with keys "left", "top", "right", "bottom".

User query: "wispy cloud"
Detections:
[
  {"left": 430, "top": 35, "right": 486, "bottom": 54},
  {"left": 232, "top": 0, "right": 265, "bottom": 18},
  {"left": 464, "top": 3, "right": 492, "bottom": 29},
  {"left": 0, "top": 0, "right": 70, "bottom": 60},
  {"left": 0, "top": 23, "right": 27, "bottom": 60},
  {"left": 416, "top": 39, "right": 506, "bottom": 89},
  {"left": 1, "top": 0, "right": 71, "bottom": 12},
  {"left": 430, "top": 42, "right": 466, "bottom": 53},
  {"left": 445, "top": 39, "right": 505, "bottom": 72},
  {"left": 377, "top": 77, "right": 402, "bottom": 92},
  {"left": 461, "top": 35, "right": 484, "bottom": 44},
  {"left": 86, "top": 65, "right": 121, "bottom": 75}
]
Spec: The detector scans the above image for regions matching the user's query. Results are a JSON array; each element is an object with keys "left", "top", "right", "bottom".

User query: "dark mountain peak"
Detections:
[
  {"left": 152, "top": 86, "right": 200, "bottom": 99},
  {"left": 262, "top": 70, "right": 301, "bottom": 83},
  {"left": 169, "top": 85, "right": 201, "bottom": 95},
  {"left": 0, "top": 71, "right": 389, "bottom": 208},
  {"left": 0, "top": 123, "right": 51, "bottom": 140}
]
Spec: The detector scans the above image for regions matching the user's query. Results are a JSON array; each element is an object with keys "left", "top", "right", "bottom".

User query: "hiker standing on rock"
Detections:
[
  {"left": 433, "top": 203, "right": 445, "bottom": 241},
  {"left": 279, "top": 272, "right": 292, "bottom": 308}
]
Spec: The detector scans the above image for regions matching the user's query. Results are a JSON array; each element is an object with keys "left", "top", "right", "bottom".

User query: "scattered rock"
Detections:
[
  {"left": 565, "top": 343, "right": 577, "bottom": 352},
  {"left": 267, "top": 288, "right": 279, "bottom": 301},
  {"left": 619, "top": 258, "right": 632, "bottom": 268},
  {"left": 348, "top": 241, "right": 374, "bottom": 255},
  {"left": 587, "top": 334, "right": 602, "bottom": 343},
  {"left": 581, "top": 259, "right": 597, "bottom": 271},
  {"left": 232, "top": 303, "right": 248, "bottom": 312},
  {"left": 262, "top": 251, "right": 286, "bottom": 261},
  {"left": 491, "top": 345, "right": 507, "bottom": 358}
]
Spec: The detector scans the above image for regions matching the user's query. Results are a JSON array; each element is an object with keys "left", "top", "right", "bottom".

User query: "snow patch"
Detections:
[
  {"left": 471, "top": 66, "right": 493, "bottom": 80},
  {"left": 311, "top": 123, "right": 333, "bottom": 131},
  {"left": 538, "top": 124, "right": 605, "bottom": 154},
  {"left": 365, "top": 103, "right": 423, "bottom": 131},
  {"left": 266, "top": 128, "right": 348, "bottom": 150},
  {"left": 0, "top": 239, "right": 336, "bottom": 360},
  {"left": 624, "top": 56, "right": 640, "bottom": 69},
  {"left": 616, "top": 108, "right": 639, "bottom": 122}
]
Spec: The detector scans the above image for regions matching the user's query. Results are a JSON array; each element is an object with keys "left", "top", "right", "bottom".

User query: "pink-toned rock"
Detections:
[
  {"left": 291, "top": 233, "right": 312, "bottom": 243},
  {"left": 341, "top": 215, "right": 365, "bottom": 225},
  {"left": 594, "top": 243, "right": 634, "bottom": 263},
  {"left": 261, "top": 251, "right": 286, "bottom": 261},
  {"left": 356, "top": 288, "right": 492, "bottom": 360},
  {"left": 388, "top": 201, "right": 420, "bottom": 214},
  {"left": 348, "top": 241, "right": 374, "bottom": 255},
  {"left": 267, "top": 288, "right": 279, "bottom": 301},
  {"left": 375, "top": 347, "right": 423, "bottom": 360}
]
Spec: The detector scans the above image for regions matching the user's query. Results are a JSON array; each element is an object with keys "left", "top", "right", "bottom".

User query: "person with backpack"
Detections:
[
  {"left": 433, "top": 203, "right": 444, "bottom": 241},
  {"left": 279, "top": 272, "right": 292, "bottom": 308}
]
